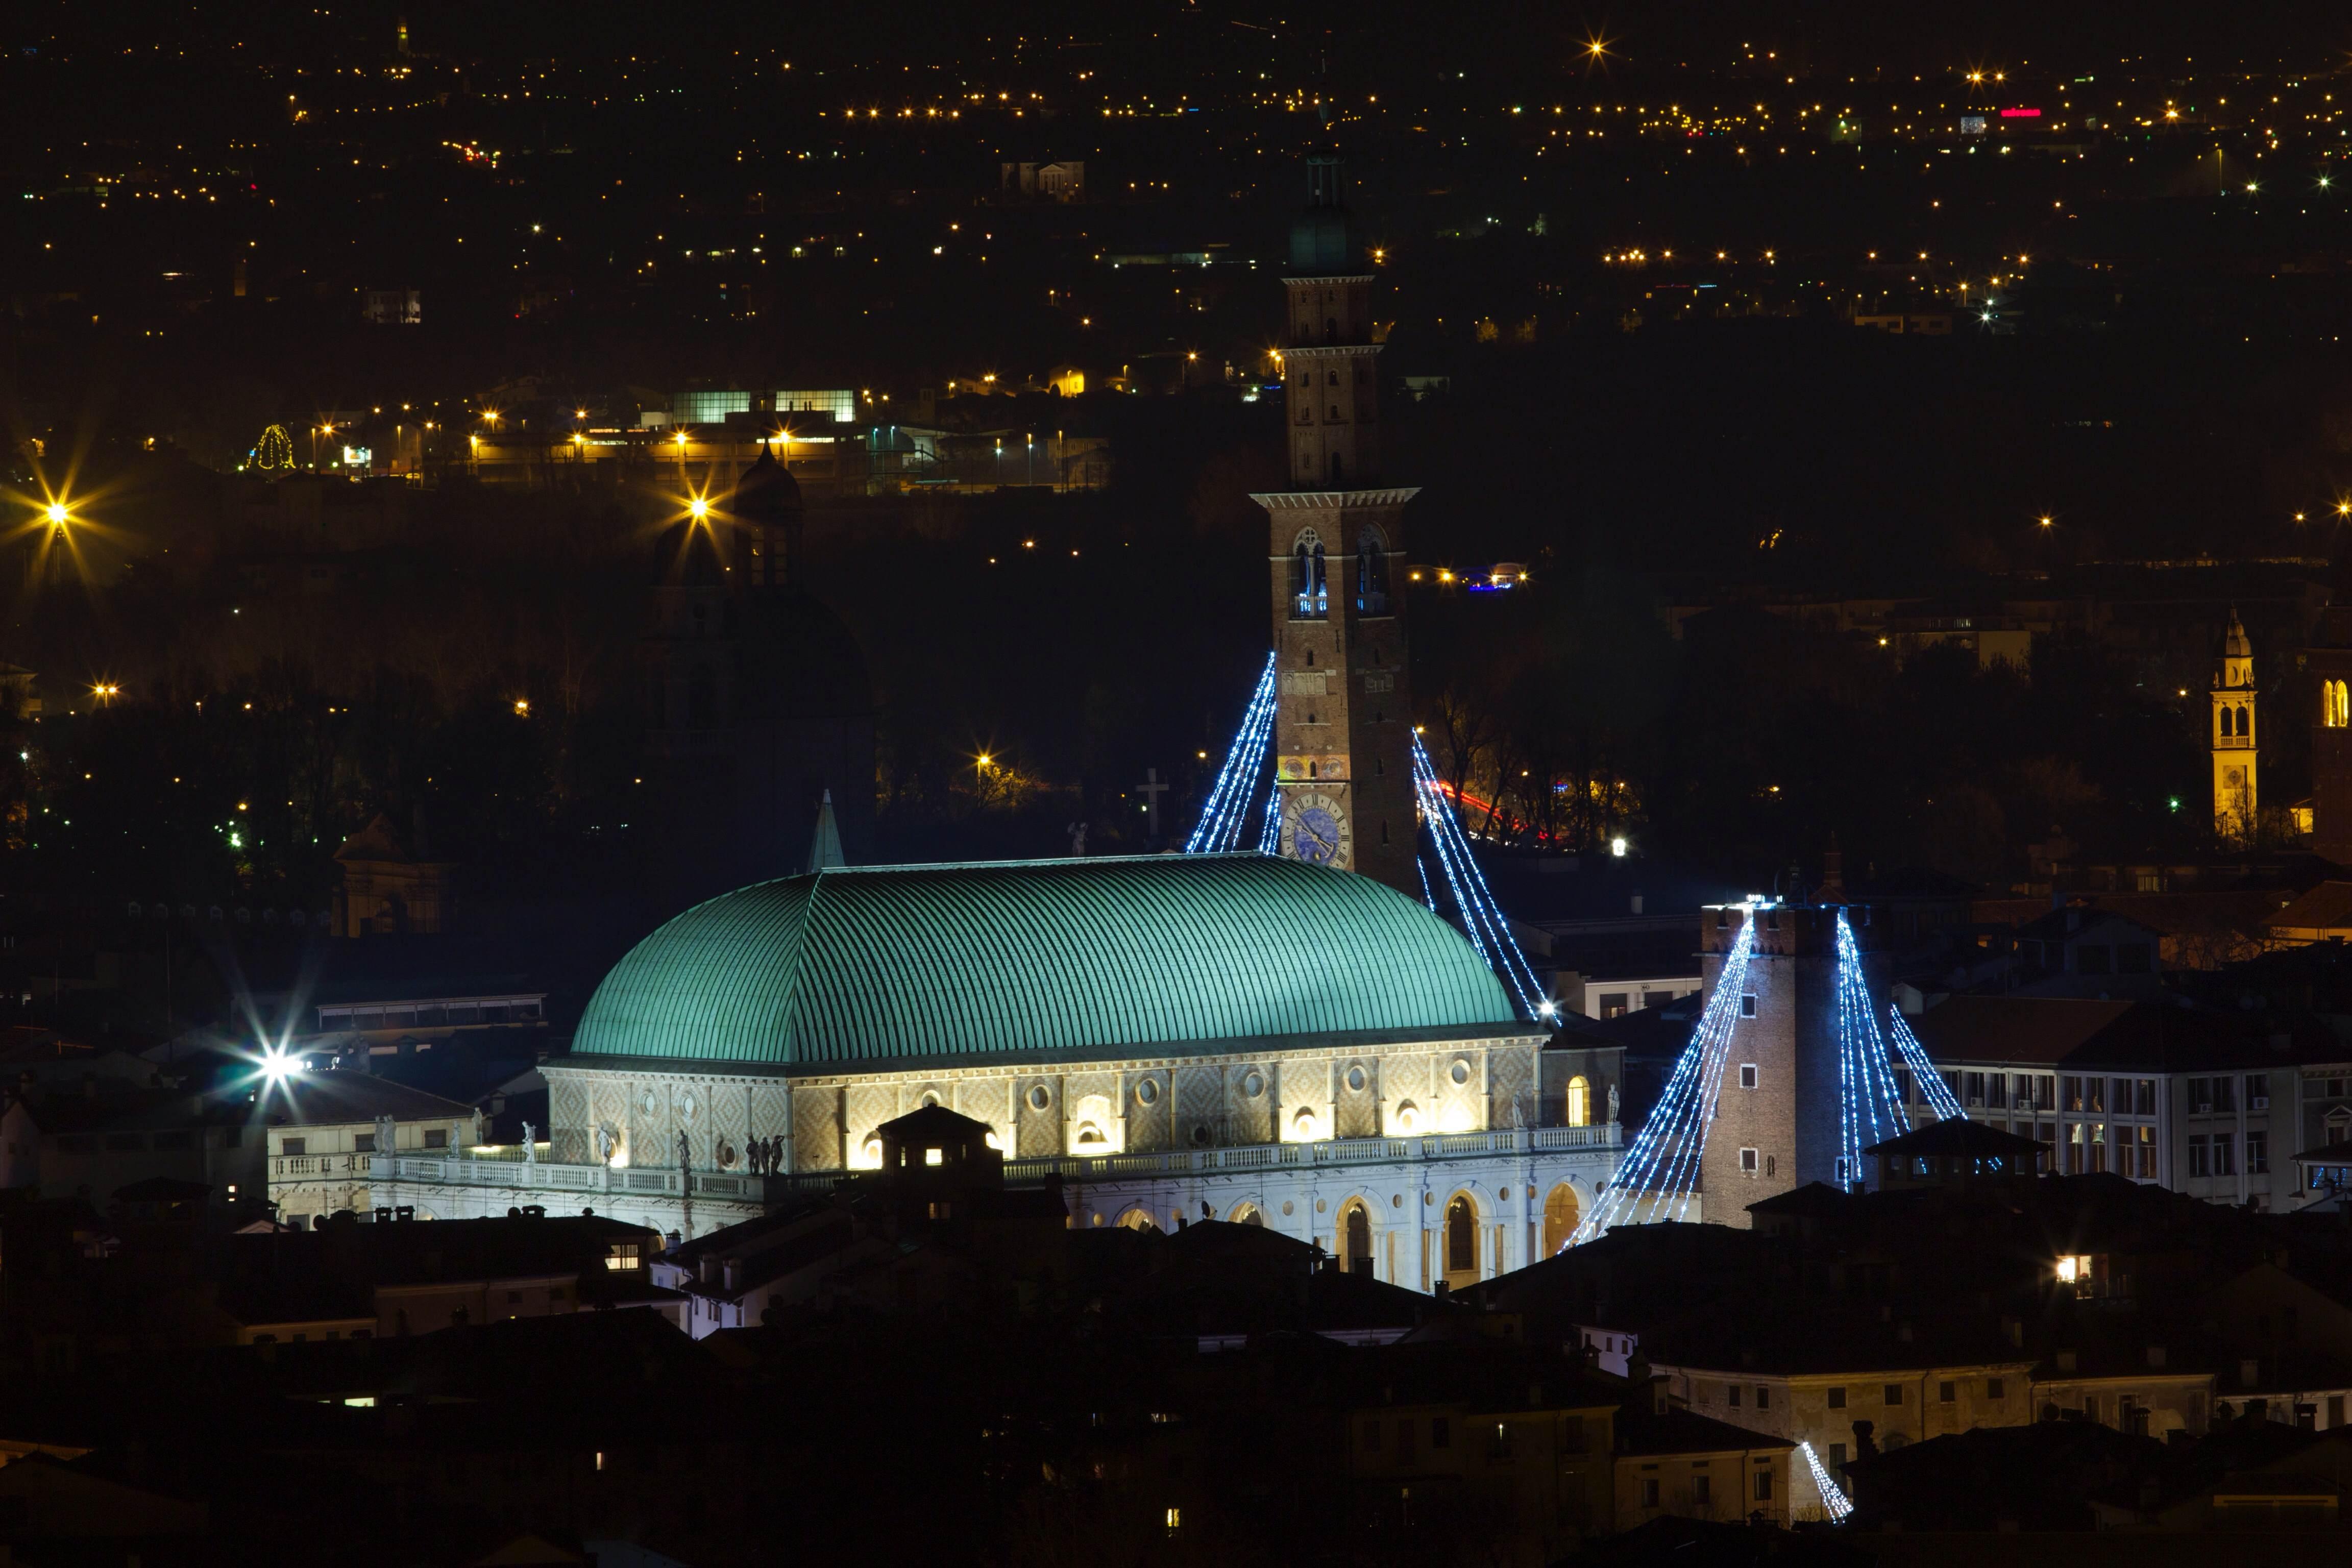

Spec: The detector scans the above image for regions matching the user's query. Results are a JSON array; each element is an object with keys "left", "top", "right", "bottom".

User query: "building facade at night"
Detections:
[
  {"left": 2211, "top": 609, "right": 2259, "bottom": 843},
  {"left": 366, "top": 855, "right": 1623, "bottom": 1290},
  {"left": 1257, "top": 155, "right": 1422, "bottom": 900}
]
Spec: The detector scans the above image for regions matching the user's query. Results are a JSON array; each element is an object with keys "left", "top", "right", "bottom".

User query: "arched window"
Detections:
[
  {"left": 1341, "top": 1202, "right": 1373, "bottom": 1275},
  {"left": 1116, "top": 1208, "right": 1159, "bottom": 1232},
  {"left": 2219, "top": 706, "right": 2234, "bottom": 738},
  {"left": 1542, "top": 1184, "right": 1582, "bottom": 1256},
  {"left": 1328, "top": 370, "right": 1340, "bottom": 387},
  {"left": 1565, "top": 1075, "right": 1591, "bottom": 1128},
  {"left": 1446, "top": 1194, "right": 1476, "bottom": 1275},
  {"left": 2329, "top": 682, "right": 2346, "bottom": 727},
  {"left": 2334, "top": 681, "right": 2350, "bottom": 728},
  {"left": 1357, "top": 527, "right": 1390, "bottom": 610},
  {"left": 2239, "top": 704, "right": 2252, "bottom": 739},
  {"left": 1230, "top": 1203, "right": 1265, "bottom": 1227}
]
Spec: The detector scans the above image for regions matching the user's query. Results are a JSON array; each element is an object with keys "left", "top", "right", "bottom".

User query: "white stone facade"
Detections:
[{"left": 369, "top": 1030, "right": 1624, "bottom": 1292}]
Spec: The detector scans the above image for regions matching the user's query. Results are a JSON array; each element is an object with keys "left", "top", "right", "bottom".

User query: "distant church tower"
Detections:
[
  {"left": 1254, "top": 156, "right": 1419, "bottom": 897},
  {"left": 2211, "top": 608, "right": 2258, "bottom": 843},
  {"left": 644, "top": 445, "right": 875, "bottom": 905}
]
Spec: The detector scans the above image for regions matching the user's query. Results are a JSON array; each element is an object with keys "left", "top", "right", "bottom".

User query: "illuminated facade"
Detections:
[
  {"left": 368, "top": 855, "right": 1623, "bottom": 1290},
  {"left": 2211, "top": 609, "right": 2259, "bottom": 843}
]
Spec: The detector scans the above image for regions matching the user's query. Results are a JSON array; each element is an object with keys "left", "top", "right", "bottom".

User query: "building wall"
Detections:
[
  {"left": 1613, "top": 1447, "right": 1791, "bottom": 1529},
  {"left": 2029, "top": 1373, "right": 2214, "bottom": 1436},
  {"left": 1260, "top": 491, "right": 1419, "bottom": 898},
  {"left": 1695, "top": 905, "right": 1888, "bottom": 1219},
  {"left": 378, "top": 1138, "right": 1621, "bottom": 1293},
  {"left": 272, "top": 1113, "right": 477, "bottom": 1228},
  {"left": 1657, "top": 1363, "right": 2036, "bottom": 1515},
  {"left": 1350, "top": 1402, "right": 1618, "bottom": 1559},
  {"left": 1908, "top": 1056, "right": 2352, "bottom": 1211}
]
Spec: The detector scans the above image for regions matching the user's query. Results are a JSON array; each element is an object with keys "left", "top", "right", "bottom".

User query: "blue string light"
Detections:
[
  {"left": 1415, "top": 854, "right": 1437, "bottom": 914},
  {"left": 1572, "top": 906, "right": 1759, "bottom": 1244},
  {"left": 1886, "top": 1001, "right": 1964, "bottom": 1120},
  {"left": 1832, "top": 910, "right": 1903, "bottom": 1188},
  {"left": 1185, "top": 653, "right": 1278, "bottom": 854},
  {"left": 1256, "top": 774, "right": 1283, "bottom": 856},
  {"left": 1411, "top": 737, "right": 1549, "bottom": 1018}
]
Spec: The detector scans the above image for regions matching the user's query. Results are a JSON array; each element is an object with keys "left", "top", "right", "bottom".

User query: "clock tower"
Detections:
[{"left": 1255, "top": 156, "right": 1420, "bottom": 897}]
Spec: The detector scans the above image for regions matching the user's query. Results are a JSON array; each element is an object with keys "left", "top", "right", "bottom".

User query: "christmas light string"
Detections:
[
  {"left": 1886, "top": 1001, "right": 1964, "bottom": 1120},
  {"left": 1799, "top": 1440, "right": 1853, "bottom": 1522},
  {"left": 1832, "top": 909, "right": 1910, "bottom": 1187},
  {"left": 1410, "top": 737, "right": 1547, "bottom": 1009},
  {"left": 1256, "top": 774, "right": 1283, "bottom": 856},
  {"left": 1415, "top": 855, "right": 1438, "bottom": 914},
  {"left": 1645, "top": 911, "right": 1760, "bottom": 1222},
  {"left": 1411, "top": 737, "right": 1546, "bottom": 1018},
  {"left": 1184, "top": 653, "right": 1277, "bottom": 853},
  {"left": 1570, "top": 908, "right": 1758, "bottom": 1244}
]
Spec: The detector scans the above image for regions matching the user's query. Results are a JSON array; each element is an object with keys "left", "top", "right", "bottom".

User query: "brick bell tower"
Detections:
[{"left": 1254, "top": 155, "right": 1420, "bottom": 897}]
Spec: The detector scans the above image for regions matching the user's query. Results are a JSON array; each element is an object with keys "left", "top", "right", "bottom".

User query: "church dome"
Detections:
[
  {"left": 571, "top": 855, "right": 1515, "bottom": 1067},
  {"left": 730, "top": 443, "right": 802, "bottom": 520}
]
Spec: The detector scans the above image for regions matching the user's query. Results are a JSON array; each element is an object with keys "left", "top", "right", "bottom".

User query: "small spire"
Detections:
[{"left": 805, "top": 789, "right": 846, "bottom": 874}]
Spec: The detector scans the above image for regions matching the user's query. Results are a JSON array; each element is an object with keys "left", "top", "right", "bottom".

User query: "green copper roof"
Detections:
[{"left": 572, "top": 854, "right": 1516, "bottom": 1067}]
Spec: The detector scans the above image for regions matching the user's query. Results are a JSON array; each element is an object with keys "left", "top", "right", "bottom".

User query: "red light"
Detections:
[{"left": 1999, "top": 107, "right": 2041, "bottom": 118}]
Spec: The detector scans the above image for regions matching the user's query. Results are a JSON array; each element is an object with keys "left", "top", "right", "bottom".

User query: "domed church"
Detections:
[
  {"left": 642, "top": 443, "right": 875, "bottom": 902},
  {"left": 373, "top": 854, "right": 1624, "bottom": 1293}
]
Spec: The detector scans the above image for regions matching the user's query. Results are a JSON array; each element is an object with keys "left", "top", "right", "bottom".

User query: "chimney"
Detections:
[{"left": 723, "top": 1259, "right": 741, "bottom": 1291}]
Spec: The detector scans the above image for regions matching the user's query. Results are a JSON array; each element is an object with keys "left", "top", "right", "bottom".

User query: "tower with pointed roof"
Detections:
[
  {"left": 2212, "top": 608, "right": 2258, "bottom": 843},
  {"left": 1255, "top": 156, "right": 1419, "bottom": 897}
]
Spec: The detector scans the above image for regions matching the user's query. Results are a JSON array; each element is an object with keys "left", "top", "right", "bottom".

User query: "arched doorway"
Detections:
[
  {"left": 1339, "top": 1200, "right": 1374, "bottom": 1276},
  {"left": 1228, "top": 1202, "right": 1265, "bottom": 1228},
  {"left": 1542, "top": 1183, "right": 1582, "bottom": 1256},
  {"left": 1443, "top": 1193, "right": 1479, "bottom": 1289}
]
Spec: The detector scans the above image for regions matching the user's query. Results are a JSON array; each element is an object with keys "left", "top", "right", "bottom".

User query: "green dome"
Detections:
[{"left": 572, "top": 854, "right": 1515, "bottom": 1067}]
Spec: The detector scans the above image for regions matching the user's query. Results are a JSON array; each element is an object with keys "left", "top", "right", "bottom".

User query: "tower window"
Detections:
[
  {"left": 1328, "top": 370, "right": 1340, "bottom": 387},
  {"left": 1380, "top": 820, "right": 1389, "bottom": 845}
]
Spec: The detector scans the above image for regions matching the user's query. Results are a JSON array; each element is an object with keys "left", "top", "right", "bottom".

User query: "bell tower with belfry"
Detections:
[
  {"left": 2212, "top": 607, "right": 2259, "bottom": 843},
  {"left": 1254, "top": 155, "right": 1420, "bottom": 897}
]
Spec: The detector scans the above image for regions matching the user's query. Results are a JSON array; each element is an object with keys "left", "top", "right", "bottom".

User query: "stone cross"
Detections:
[{"left": 1136, "top": 767, "right": 1168, "bottom": 840}]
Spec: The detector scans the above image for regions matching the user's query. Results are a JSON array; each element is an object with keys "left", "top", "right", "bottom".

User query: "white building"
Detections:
[{"left": 372, "top": 855, "right": 1624, "bottom": 1289}]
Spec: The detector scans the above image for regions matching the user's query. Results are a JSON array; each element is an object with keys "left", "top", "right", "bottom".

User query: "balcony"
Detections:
[{"left": 359, "top": 1124, "right": 1621, "bottom": 1203}]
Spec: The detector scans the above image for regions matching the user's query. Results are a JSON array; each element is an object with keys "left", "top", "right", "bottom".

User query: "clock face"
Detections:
[{"left": 1283, "top": 789, "right": 1352, "bottom": 870}]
